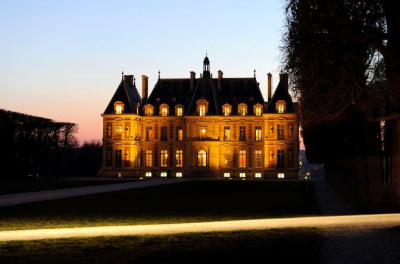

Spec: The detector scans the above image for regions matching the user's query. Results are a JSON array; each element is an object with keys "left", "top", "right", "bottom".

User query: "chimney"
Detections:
[
  {"left": 142, "top": 75, "right": 148, "bottom": 102},
  {"left": 279, "top": 73, "right": 289, "bottom": 90},
  {"left": 267, "top": 73, "right": 272, "bottom": 102},
  {"left": 190, "top": 71, "right": 196, "bottom": 91},
  {"left": 218, "top": 70, "right": 223, "bottom": 91}
]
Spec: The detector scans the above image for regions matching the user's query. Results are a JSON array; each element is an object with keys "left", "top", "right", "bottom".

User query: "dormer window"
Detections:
[
  {"left": 196, "top": 99, "right": 209, "bottom": 116},
  {"left": 253, "top": 103, "right": 263, "bottom": 116},
  {"left": 160, "top": 104, "right": 169, "bottom": 116},
  {"left": 144, "top": 104, "right": 154, "bottom": 116},
  {"left": 222, "top": 104, "right": 232, "bottom": 116},
  {"left": 175, "top": 104, "right": 184, "bottom": 117},
  {"left": 238, "top": 103, "right": 248, "bottom": 116},
  {"left": 276, "top": 100, "right": 286, "bottom": 113},
  {"left": 114, "top": 101, "right": 124, "bottom": 114}
]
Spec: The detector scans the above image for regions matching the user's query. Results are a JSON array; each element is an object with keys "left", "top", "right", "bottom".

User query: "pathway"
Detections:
[{"left": 0, "top": 179, "right": 191, "bottom": 207}]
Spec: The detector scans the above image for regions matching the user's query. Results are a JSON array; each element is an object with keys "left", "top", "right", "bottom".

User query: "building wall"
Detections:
[{"left": 101, "top": 112, "right": 299, "bottom": 179}]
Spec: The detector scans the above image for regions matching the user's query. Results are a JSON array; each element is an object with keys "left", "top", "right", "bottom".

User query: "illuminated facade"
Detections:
[{"left": 101, "top": 56, "right": 299, "bottom": 179}]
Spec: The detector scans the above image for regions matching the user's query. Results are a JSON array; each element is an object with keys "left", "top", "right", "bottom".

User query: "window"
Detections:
[
  {"left": 161, "top": 150, "right": 168, "bottom": 167},
  {"left": 114, "top": 101, "right": 124, "bottom": 114},
  {"left": 199, "top": 105, "right": 206, "bottom": 116},
  {"left": 116, "top": 105, "right": 122, "bottom": 114},
  {"left": 239, "top": 126, "right": 246, "bottom": 141},
  {"left": 176, "top": 172, "right": 182, "bottom": 178},
  {"left": 276, "top": 100, "right": 286, "bottom": 113},
  {"left": 198, "top": 150, "right": 207, "bottom": 167},
  {"left": 278, "top": 173, "right": 285, "bottom": 179},
  {"left": 145, "top": 126, "right": 153, "bottom": 141},
  {"left": 177, "top": 127, "right": 183, "bottom": 141},
  {"left": 145, "top": 172, "right": 152, "bottom": 178},
  {"left": 145, "top": 106, "right": 153, "bottom": 116},
  {"left": 224, "top": 107, "right": 230, "bottom": 116},
  {"left": 224, "top": 126, "right": 231, "bottom": 141},
  {"left": 224, "top": 173, "right": 230, "bottom": 178},
  {"left": 255, "top": 107, "right": 262, "bottom": 116},
  {"left": 255, "top": 126, "right": 262, "bottom": 141},
  {"left": 277, "top": 125, "right": 284, "bottom": 139},
  {"left": 161, "top": 106, "right": 168, "bottom": 116},
  {"left": 238, "top": 103, "right": 247, "bottom": 116},
  {"left": 145, "top": 150, "right": 152, "bottom": 167},
  {"left": 277, "top": 150, "right": 284, "bottom": 168},
  {"left": 176, "top": 107, "right": 183, "bottom": 116},
  {"left": 240, "top": 173, "right": 246, "bottom": 178},
  {"left": 116, "top": 125, "right": 123, "bottom": 134},
  {"left": 223, "top": 151, "right": 231, "bottom": 168},
  {"left": 255, "top": 173, "right": 262, "bottom": 178},
  {"left": 176, "top": 150, "right": 183, "bottom": 167},
  {"left": 255, "top": 150, "right": 262, "bottom": 168},
  {"left": 161, "top": 172, "right": 167, "bottom": 177},
  {"left": 115, "top": 150, "right": 122, "bottom": 167},
  {"left": 161, "top": 126, "right": 167, "bottom": 141},
  {"left": 239, "top": 150, "right": 246, "bottom": 168},
  {"left": 199, "top": 127, "right": 206, "bottom": 140}
]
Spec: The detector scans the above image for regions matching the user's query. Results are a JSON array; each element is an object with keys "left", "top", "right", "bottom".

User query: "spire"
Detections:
[
  {"left": 254, "top": 69, "right": 256, "bottom": 78},
  {"left": 158, "top": 70, "right": 160, "bottom": 79},
  {"left": 122, "top": 71, "right": 124, "bottom": 81},
  {"left": 203, "top": 54, "right": 210, "bottom": 78}
]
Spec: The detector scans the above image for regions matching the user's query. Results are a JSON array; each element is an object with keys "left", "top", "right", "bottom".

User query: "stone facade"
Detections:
[{"left": 101, "top": 56, "right": 299, "bottom": 179}]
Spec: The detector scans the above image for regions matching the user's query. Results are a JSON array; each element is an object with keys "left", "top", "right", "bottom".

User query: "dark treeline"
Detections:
[
  {"left": 283, "top": 0, "right": 400, "bottom": 208},
  {"left": 0, "top": 109, "right": 102, "bottom": 179}
]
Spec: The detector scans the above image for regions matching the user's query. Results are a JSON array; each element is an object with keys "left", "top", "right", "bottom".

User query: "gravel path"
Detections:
[{"left": 0, "top": 179, "right": 191, "bottom": 207}]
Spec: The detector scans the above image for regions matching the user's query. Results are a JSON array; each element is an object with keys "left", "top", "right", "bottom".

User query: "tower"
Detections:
[{"left": 203, "top": 55, "right": 210, "bottom": 78}]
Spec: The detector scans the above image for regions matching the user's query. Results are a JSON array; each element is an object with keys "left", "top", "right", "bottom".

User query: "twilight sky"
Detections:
[{"left": 0, "top": 0, "right": 288, "bottom": 144}]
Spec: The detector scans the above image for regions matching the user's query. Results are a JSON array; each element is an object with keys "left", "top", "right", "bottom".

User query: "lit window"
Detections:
[
  {"left": 114, "top": 101, "right": 124, "bottom": 114},
  {"left": 176, "top": 172, "right": 182, "bottom": 178},
  {"left": 238, "top": 103, "right": 247, "bottom": 116},
  {"left": 116, "top": 125, "right": 123, "bottom": 133},
  {"left": 255, "top": 126, "right": 262, "bottom": 141},
  {"left": 255, "top": 150, "right": 262, "bottom": 168},
  {"left": 176, "top": 107, "right": 183, "bottom": 116},
  {"left": 198, "top": 150, "right": 207, "bottom": 167},
  {"left": 161, "top": 172, "right": 167, "bottom": 177},
  {"left": 161, "top": 150, "right": 168, "bottom": 167},
  {"left": 224, "top": 173, "right": 230, "bottom": 178},
  {"left": 239, "top": 150, "right": 246, "bottom": 168},
  {"left": 161, "top": 106, "right": 168, "bottom": 116},
  {"left": 145, "top": 126, "right": 153, "bottom": 141},
  {"left": 199, "top": 127, "right": 206, "bottom": 139},
  {"left": 223, "top": 151, "right": 231, "bottom": 168},
  {"left": 145, "top": 107, "right": 153, "bottom": 116},
  {"left": 145, "top": 172, "right": 152, "bottom": 178},
  {"left": 224, "top": 126, "right": 231, "bottom": 141},
  {"left": 278, "top": 173, "right": 285, "bottom": 179},
  {"left": 145, "top": 150, "right": 152, "bottom": 167},
  {"left": 255, "top": 173, "right": 262, "bottom": 178},
  {"left": 255, "top": 107, "right": 262, "bottom": 116},
  {"left": 224, "top": 107, "right": 230, "bottom": 116},
  {"left": 276, "top": 100, "right": 286, "bottom": 113},
  {"left": 116, "top": 105, "right": 122, "bottom": 114},
  {"left": 239, "top": 173, "right": 246, "bottom": 178},
  {"left": 177, "top": 128, "right": 183, "bottom": 141},
  {"left": 222, "top": 104, "right": 232, "bottom": 116},
  {"left": 199, "top": 105, "right": 206, "bottom": 116},
  {"left": 176, "top": 150, "right": 183, "bottom": 167}
]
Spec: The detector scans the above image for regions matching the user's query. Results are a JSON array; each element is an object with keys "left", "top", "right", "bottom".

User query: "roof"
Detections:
[
  {"left": 266, "top": 79, "right": 295, "bottom": 113},
  {"left": 103, "top": 75, "right": 142, "bottom": 114}
]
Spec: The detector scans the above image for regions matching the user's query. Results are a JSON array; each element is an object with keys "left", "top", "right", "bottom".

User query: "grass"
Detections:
[
  {"left": 0, "top": 228, "right": 323, "bottom": 264},
  {"left": 0, "top": 180, "right": 320, "bottom": 231},
  {"left": 0, "top": 179, "right": 134, "bottom": 195}
]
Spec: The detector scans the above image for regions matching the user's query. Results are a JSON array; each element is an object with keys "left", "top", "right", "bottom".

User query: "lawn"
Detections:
[
  {"left": 0, "top": 180, "right": 320, "bottom": 231},
  {"left": 0, "top": 179, "right": 134, "bottom": 195},
  {"left": 0, "top": 228, "right": 323, "bottom": 264}
]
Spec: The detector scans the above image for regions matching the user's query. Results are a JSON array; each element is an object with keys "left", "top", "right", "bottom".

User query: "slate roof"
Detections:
[
  {"left": 266, "top": 80, "right": 295, "bottom": 113},
  {"left": 103, "top": 75, "right": 142, "bottom": 114}
]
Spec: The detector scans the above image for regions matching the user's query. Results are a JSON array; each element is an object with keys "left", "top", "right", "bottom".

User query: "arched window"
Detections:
[
  {"left": 160, "top": 104, "right": 169, "bottom": 116},
  {"left": 238, "top": 103, "right": 248, "bottom": 116},
  {"left": 114, "top": 101, "right": 124, "bottom": 114},
  {"left": 198, "top": 150, "right": 207, "bottom": 167},
  {"left": 276, "top": 100, "right": 286, "bottom": 113}
]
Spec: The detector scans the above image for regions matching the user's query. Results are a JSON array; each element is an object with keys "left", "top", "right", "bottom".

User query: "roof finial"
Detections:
[
  {"left": 133, "top": 75, "right": 136, "bottom": 85},
  {"left": 206, "top": 49, "right": 207, "bottom": 57},
  {"left": 254, "top": 69, "right": 256, "bottom": 78},
  {"left": 122, "top": 71, "right": 124, "bottom": 80},
  {"left": 158, "top": 70, "right": 160, "bottom": 79}
]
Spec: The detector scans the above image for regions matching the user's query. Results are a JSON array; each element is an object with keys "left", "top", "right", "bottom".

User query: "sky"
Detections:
[{"left": 0, "top": 0, "right": 289, "bottom": 144}]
